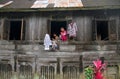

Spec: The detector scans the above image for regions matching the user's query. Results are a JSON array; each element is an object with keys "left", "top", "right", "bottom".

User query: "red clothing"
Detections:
[
  {"left": 60, "top": 31, "right": 67, "bottom": 41},
  {"left": 94, "top": 69, "right": 103, "bottom": 79},
  {"left": 95, "top": 72, "right": 103, "bottom": 79},
  {"left": 93, "top": 59, "right": 105, "bottom": 79}
]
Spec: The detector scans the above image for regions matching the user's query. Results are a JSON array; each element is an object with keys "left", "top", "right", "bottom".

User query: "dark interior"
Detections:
[
  {"left": 51, "top": 21, "right": 67, "bottom": 38},
  {"left": 9, "top": 21, "right": 22, "bottom": 40},
  {"left": 97, "top": 21, "right": 109, "bottom": 40}
]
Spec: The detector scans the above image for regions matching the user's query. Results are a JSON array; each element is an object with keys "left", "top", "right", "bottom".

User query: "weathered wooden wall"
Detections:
[
  {"left": 24, "top": 11, "right": 94, "bottom": 41},
  {"left": 25, "top": 15, "right": 48, "bottom": 40},
  {"left": 0, "top": 10, "right": 120, "bottom": 41},
  {"left": 0, "top": 9, "right": 120, "bottom": 79},
  {"left": 0, "top": 53, "right": 119, "bottom": 79},
  {"left": 73, "top": 16, "right": 92, "bottom": 41},
  {"left": 0, "top": 19, "right": 3, "bottom": 40}
]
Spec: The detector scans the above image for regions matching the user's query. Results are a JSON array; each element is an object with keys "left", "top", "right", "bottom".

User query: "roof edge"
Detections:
[{"left": 0, "top": 5, "right": 120, "bottom": 12}]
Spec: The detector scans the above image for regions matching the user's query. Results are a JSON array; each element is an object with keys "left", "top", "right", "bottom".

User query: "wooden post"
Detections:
[
  {"left": 1, "top": 19, "right": 4, "bottom": 40},
  {"left": 21, "top": 19, "right": 24, "bottom": 40}
]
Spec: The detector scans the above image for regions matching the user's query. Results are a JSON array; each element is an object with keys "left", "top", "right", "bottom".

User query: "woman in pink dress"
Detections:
[{"left": 60, "top": 27, "right": 67, "bottom": 41}]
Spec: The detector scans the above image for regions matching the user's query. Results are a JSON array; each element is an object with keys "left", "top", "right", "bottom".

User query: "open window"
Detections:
[
  {"left": 3, "top": 19, "right": 26, "bottom": 40},
  {"left": 96, "top": 21, "right": 109, "bottom": 40},
  {"left": 9, "top": 21, "right": 22, "bottom": 40},
  {"left": 92, "top": 19, "right": 117, "bottom": 41},
  {"left": 50, "top": 21, "right": 67, "bottom": 38}
]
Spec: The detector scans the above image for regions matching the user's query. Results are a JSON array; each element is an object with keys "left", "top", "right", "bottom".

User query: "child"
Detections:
[
  {"left": 60, "top": 27, "right": 67, "bottom": 41},
  {"left": 44, "top": 34, "right": 52, "bottom": 50},
  {"left": 53, "top": 34, "right": 59, "bottom": 41},
  {"left": 52, "top": 38, "right": 58, "bottom": 50}
]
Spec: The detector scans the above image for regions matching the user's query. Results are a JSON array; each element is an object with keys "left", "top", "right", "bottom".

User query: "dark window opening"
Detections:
[
  {"left": 96, "top": 21, "right": 109, "bottom": 40},
  {"left": 51, "top": 21, "right": 67, "bottom": 38},
  {"left": 9, "top": 21, "right": 22, "bottom": 40}
]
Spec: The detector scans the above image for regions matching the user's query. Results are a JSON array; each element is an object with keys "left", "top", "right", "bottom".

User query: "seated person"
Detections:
[
  {"left": 53, "top": 33, "right": 59, "bottom": 41},
  {"left": 52, "top": 38, "right": 58, "bottom": 50}
]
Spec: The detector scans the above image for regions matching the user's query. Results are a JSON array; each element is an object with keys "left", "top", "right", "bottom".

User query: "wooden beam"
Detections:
[
  {"left": 0, "top": 6, "right": 120, "bottom": 12},
  {"left": 1, "top": 19, "right": 4, "bottom": 40},
  {"left": 21, "top": 19, "right": 24, "bottom": 40}
]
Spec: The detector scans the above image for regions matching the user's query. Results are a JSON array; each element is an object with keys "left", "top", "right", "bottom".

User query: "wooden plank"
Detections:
[
  {"left": 21, "top": 19, "right": 24, "bottom": 40},
  {"left": 0, "top": 19, "right": 4, "bottom": 40}
]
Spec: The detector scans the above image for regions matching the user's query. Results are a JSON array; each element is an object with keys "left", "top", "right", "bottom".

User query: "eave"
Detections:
[{"left": 0, "top": 5, "right": 120, "bottom": 12}]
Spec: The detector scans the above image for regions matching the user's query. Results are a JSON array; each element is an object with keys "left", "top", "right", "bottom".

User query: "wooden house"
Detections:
[{"left": 0, "top": 0, "right": 120, "bottom": 79}]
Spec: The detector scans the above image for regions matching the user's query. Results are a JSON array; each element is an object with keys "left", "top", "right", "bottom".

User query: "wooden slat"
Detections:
[{"left": 20, "top": 19, "right": 24, "bottom": 40}]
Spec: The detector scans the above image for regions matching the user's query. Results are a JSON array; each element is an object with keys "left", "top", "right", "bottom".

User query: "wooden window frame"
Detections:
[{"left": 3, "top": 19, "right": 25, "bottom": 41}]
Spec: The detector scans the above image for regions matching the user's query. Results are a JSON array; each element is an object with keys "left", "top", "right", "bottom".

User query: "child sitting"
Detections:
[
  {"left": 53, "top": 34, "right": 60, "bottom": 50},
  {"left": 52, "top": 38, "right": 58, "bottom": 50}
]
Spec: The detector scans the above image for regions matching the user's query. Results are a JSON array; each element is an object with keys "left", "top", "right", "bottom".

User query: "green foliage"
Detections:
[{"left": 84, "top": 66, "right": 94, "bottom": 79}]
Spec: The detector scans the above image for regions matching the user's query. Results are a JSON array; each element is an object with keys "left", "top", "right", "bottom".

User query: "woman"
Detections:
[
  {"left": 60, "top": 27, "right": 67, "bottom": 41},
  {"left": 67, "top": 21, "right": 78, "bottom": 40}
]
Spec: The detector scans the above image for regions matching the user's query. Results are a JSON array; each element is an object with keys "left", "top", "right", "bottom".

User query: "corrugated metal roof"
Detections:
[
  {"left": 31, "top": 0, "right": 83, "bottom": 8},
  {"left": 0, "top": 1, "right": 13, "bottom": 8},
  {"left": 82, "top": 0, "right": 120, "bottom": 7},
  {"left": 0, "top": 0, "right": 120, "bottom": 8}
]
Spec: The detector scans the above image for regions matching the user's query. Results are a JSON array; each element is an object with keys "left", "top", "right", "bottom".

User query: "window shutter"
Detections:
[
  {"left": 3, "top": 19, "right": 10, "bottom": 40},
  {"left": 47, "top": 19, "right": 51, "bottom": 34},
  {"left": 92, "top": 20, "right": 97, "bottom": 40},
  {"left": 109, "top": 20, "right": 117, "bottom": 40}
]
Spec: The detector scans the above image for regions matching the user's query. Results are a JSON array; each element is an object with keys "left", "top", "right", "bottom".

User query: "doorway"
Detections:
[
  {"left": 96, "top": 21, "right": 109, "bottom": 40},
  {"left": 51, "top": 21, "right": 67, "bottom": 38},
  {"left": 9, "top": 21, "right": 22, "bottom": 40}
]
